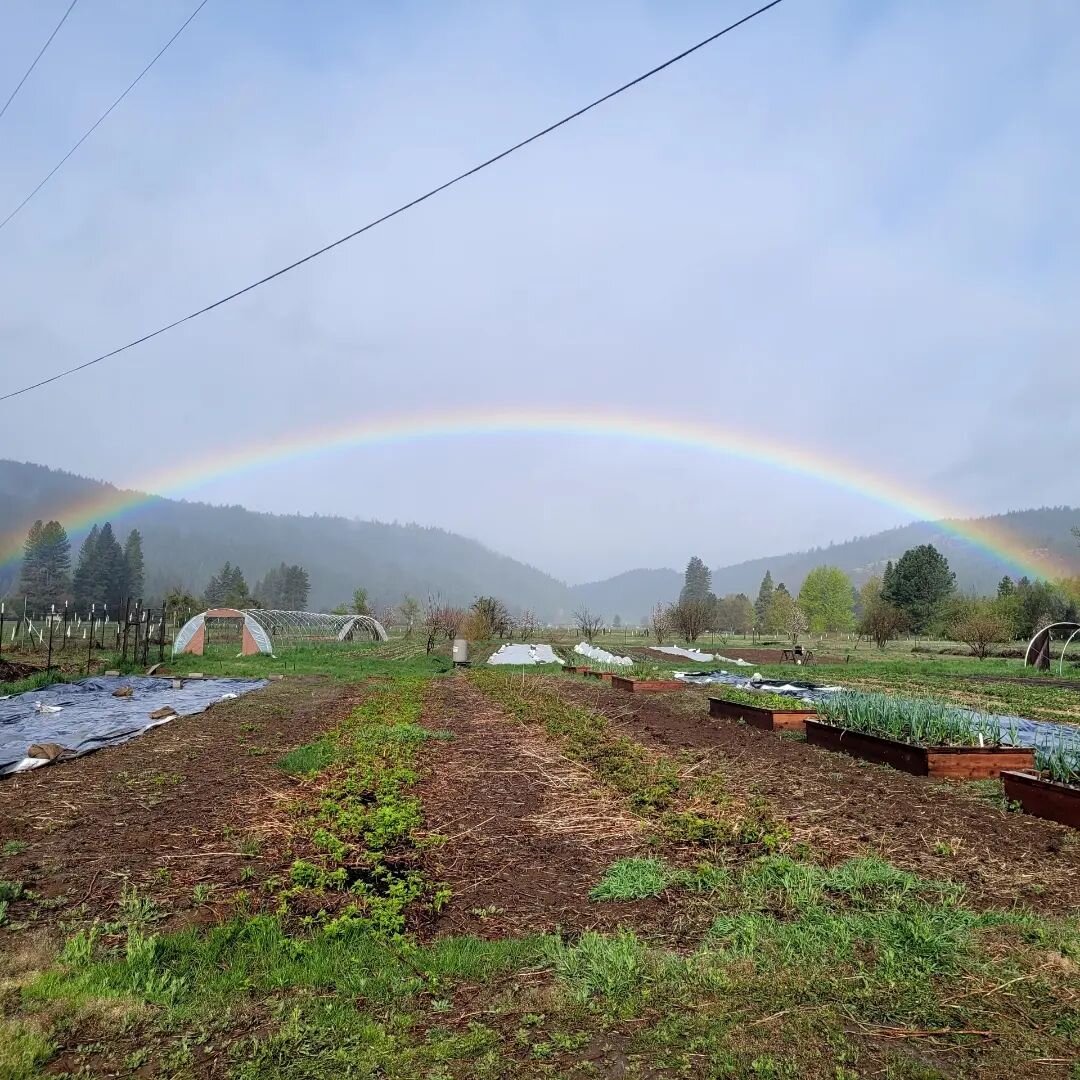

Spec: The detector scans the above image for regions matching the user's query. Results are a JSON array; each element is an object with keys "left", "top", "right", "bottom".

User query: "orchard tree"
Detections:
[
  {"left": 650, "top": 601, "right": 670, "bottom": 645},
  {"left": 398, "top": 595, "right": 420, "bottom": 637},
  {"left": 882, "top": 544, "right": 955, "bottom": 633},
  {"left": 668, "top": 597, "right": 712, "bottom": 643},
  {"left": 573, "top": 604, "right": 603, "bottom": 643},
  {"left": 798, "top": 566, "right": 854, "bottom": 633},
  {"left": 352, "top": 588, "right": 370, "bottom": 615},
  {"left": 946, "top": 597, "right": 1013, "bottom": 660}
]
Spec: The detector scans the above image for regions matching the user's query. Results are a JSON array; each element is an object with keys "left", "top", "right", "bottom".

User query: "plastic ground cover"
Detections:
[
  {"left": 487, "top": 643, "right": 563, "bottom": 666},
  {"left": 573, "top": 642, "right": 632, "bottom": 667},
  {"left": 0, "top": 675, "right": 266, "bottom": 775}
]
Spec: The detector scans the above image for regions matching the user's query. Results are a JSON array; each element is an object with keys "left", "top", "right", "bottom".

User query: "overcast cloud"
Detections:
[{"left": 0, "top": 0, "right": 1076, "bottom": 582}]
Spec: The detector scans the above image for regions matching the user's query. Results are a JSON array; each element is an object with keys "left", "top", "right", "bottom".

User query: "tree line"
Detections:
[{"left": 11, "top": 519, "right": 144, "bottom": 613}]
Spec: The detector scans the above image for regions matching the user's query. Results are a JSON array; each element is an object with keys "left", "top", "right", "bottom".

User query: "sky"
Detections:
[{"left": 0, "top": 0, "right": 1077, "bottom": 584}]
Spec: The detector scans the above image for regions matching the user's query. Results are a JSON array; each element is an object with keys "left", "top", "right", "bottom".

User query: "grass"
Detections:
[{"left": 6, "top": 652, "right": 1080, "bottom": 1076}]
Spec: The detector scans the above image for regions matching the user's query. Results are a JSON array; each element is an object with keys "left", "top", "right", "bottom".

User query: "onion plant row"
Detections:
[{"left": 815, "top": 691, "right": 1014, "bottom": 748}]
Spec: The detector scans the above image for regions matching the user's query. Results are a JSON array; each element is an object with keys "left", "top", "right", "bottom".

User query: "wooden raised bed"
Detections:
[
  {"left": 805, "top": 720, "right": 1035, "bottom": 780},
  {"left": 611, "top": 675, "right": 684, "bottom": 693},
  {"left": 709, "top": 696, "right": 817, "bottom": 732},
  {"left": 563, "top": 665, "right": 587, "bottom": 675},
  {"left": 1001, "top": 771, "right": 1080, "bottom": 828}
]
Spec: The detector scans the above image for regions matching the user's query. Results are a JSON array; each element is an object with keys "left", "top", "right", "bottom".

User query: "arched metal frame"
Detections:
[
  {"left": 174, "top": 609, "right": 387, "bottom": 656},
  {"left": 1024, "top": 621, "right": 1080, "bottom": 674}
]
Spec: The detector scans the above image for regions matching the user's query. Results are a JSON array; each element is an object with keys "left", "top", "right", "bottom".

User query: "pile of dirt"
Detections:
[{"left": 0, "top": 658, "right": 40, "bottom": 683}]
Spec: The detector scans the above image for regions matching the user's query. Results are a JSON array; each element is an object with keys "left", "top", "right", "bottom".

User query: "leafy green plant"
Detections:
[
  {"left": 2, "top": 840, "right": 28, "bottom": 856},
  {"left": 714, "top": 687, "right": 816, "bottom": 713},
  {"left": 590, "top": 858, "right": 669, "bottom": 901}
]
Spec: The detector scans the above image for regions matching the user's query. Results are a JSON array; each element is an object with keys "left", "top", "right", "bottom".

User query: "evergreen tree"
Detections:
[
  {"left": 205, "top": 562, "right": 249, "bottom": 607},
  {"left": 72, "top": 524, "right": 101, "bottom": 609},
  {"left": 122, "top": 529, "right": 145, "bottom": 602},
  {"left": 754, "top": 571, "right": 774, "bottom": 627},
  {"left": 881, "top": 544, "right": 955, "bottom": 633},
  {"left": 680, "top": 556, "right": 713, "bottom": 604},
  {"left": 352, "top": 587, "right": 370, "bottom": 615},
  {"left": 17, "top": 519, "right": 71, "bottom": 610},
  {"left": 95, "top": 523, "right": 126, "bottom": 610},
  {"left": 997, "top": 575, "right": 1015, "bottom": 598},
  {"left": 282, "top": 565, "right": 310, "bottom": 609}
]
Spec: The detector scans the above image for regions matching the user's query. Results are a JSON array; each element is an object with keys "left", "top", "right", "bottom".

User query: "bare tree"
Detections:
[
  {"left": 440, "top": 605, "right": 466, "bottom": 640},
  {"left": 947, "top": 599, "right": 1012, "bottom": 660},
  {"left": 423, "top": 594, "right": 444, "bottom": 654},
  {"left": 650, "top": 601, "right": 670, "bottom": 645},
  {"left": 574, "top": 604, "right": 603, "bottom": 643},
  {"left": 668, "top": 597, "right": 713, "bottom": 643},
  {"left": 857, "top": 597, "right": 907, "bottom": 650}
]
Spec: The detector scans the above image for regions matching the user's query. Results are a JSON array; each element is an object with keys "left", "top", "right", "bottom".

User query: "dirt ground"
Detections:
[
  {"left": 551, "top": 677, "right": 1080, "bottom": 915},
  {"left": 415, "top": 676, "right": 672, "bottom": 939},
  {"left": 0, "top": 676, "right": 366, "bottom": 932}
]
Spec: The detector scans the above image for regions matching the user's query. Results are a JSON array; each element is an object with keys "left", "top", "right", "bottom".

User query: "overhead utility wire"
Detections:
[
  {"left": 0, "top": 0, "right": 80, "bottom": 125},
  {"left": 0, "top": 0, "right": 784, "bottom": 404},
  {"left": 0, "top": 0, "right": 209, "bottom": 235}
]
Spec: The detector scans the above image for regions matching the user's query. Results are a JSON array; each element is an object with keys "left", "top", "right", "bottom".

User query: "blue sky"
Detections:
[{"left": 0, "top": 0, "right": 1077, "bottom": 581}]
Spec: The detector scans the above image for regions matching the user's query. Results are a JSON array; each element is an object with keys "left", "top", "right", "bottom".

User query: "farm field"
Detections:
[{"left": 2, "top": 639, "right": 1079, "bottom": 1079}]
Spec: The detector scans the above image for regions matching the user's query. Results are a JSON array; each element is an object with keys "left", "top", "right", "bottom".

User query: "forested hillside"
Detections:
[
  {"left": 0, "top": 461, "right": 574, "bottom": 616},
  {"left": 2, "top": 461, "right": 1076, "bottom": 623}
]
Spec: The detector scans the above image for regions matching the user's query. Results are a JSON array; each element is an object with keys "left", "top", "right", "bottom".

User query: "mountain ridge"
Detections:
[{"left": 1, "top": 460, "right": 1077, "bottom": 622}]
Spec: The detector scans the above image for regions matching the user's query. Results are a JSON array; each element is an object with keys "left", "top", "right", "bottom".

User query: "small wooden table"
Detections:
[{"left": 780, "top": 648, "right": 814, "bottom": 664}]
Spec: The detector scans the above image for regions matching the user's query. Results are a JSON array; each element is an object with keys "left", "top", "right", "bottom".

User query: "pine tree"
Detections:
[
  {"left": 122, "top": 529, "right": 145, "bottom": 602},
  {"left": 72, "top": 525, "right": 101, "bottom": 609},
  {"left": 881, "top": 544, "right": 955, "bottom": 633},
  {"left": 95, "top": 523, "right": 126, "bottom": 610},
  {"left": 17, "top": 519, "right": 71, "bottom": 610},
  {"left": 754, "top": 571, "right": 774, "bottom": 627},
  {"left": 680, "top": 556, "right": 713, "bottom": 604}
]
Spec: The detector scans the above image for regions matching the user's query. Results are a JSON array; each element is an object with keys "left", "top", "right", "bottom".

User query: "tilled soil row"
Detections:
[
  {"left": 415, "top": 675, "right": 675, "bottom": 939},
  {"left": 551, "top": 677, "right": 1080, "bottom": 915},
  {"left": 0, "top": 676, "right": 367, "bottom": 933}
]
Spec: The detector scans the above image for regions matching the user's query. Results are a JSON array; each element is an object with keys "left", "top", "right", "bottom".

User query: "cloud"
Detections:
[{"left": 0, "top": 0, "right": 1076, "bottom": 580}]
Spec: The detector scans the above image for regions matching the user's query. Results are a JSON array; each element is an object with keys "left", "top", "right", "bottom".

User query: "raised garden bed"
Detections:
[
  {"left": 709, "top": 696, "right": 817, "bottom": 732},
  {"left": 805, "top": 720, "right": 1035, "bottom": 780},
  {"left": 1001, "top": 771, "right": 1080, "bottom": 829},
  {"left": 583, "top": 670, "right": 617, "bottom": 682},
  {"left": 611, "top": 675, "right": 684, "bottom": 693}
]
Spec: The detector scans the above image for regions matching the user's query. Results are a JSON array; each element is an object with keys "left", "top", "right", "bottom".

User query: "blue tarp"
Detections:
[{"left": 0, "top": 675, "right": 266, "bottom": 775}]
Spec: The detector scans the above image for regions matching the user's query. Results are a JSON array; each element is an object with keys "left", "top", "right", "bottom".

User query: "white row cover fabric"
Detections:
[
  {"left": 487, "top": 643, "right": 563, "bottom": 665},
  {"left": 651, "top": 645, "right": 715, "bottom": 663},
  {"left": 573, "top": 642, "right": 632, "bottom": 666}
]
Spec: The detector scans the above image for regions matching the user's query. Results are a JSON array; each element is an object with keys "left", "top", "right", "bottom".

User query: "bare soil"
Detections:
[
  {"left": 0, "top": 676, "right": 367, "bottom": 932},
  {"left": 551, "top": 678, "right": 1080, "bottom": 914},
  {"left": 415, "top": 676, "right": 672, "bottom": 939}
]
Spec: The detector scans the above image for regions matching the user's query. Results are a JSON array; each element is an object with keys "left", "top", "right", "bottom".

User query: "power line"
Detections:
[
  {"left": 0, "top": 0, "right": 80, "bottom": 125},
  {"left": 0, "top": 0, "right": 209, "bottom": 235},
  {"left": 0, "top": 0, "right": 785, "bottom": 404}
]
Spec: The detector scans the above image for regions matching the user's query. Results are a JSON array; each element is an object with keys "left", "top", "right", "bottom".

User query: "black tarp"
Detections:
[{"left": 1, "top": 675, "right": 266, "bottom": 775}]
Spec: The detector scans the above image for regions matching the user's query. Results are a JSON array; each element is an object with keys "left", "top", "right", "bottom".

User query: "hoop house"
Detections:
[{"left": 173, "top": 608, "right": 387, "bottom": 656}]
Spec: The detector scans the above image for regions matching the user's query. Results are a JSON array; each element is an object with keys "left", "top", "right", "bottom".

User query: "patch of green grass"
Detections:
[
  {"left": 590, "top": 858, "right": 669, "bottom": 901},
  {"left": 712, "top": 687, "right": 817, "bottom": 713},
  {"left": 2, "top": 839, "right": 28, "bottom": 856},
  {"left": 0, "top": 1020, "right": 53, "bottom": 1080},
  {"left": 277, "top": 737, "right": 338, "bottom": 775}
]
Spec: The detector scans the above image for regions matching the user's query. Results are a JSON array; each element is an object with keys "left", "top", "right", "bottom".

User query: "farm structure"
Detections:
[{"left": 172, "top": 607, "right": 387, "bottom": 656}]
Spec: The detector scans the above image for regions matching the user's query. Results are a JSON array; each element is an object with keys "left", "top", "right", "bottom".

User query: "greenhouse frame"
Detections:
[{"left": 172, "top": 607, "right": 388, "bottom": 656}]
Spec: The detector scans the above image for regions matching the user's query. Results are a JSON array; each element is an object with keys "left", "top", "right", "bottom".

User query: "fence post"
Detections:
[
  {"left": 121, "top": 598, "right": 132, "bottom": 664},
  {"left": 46, "top": 615, "right": 55, "bottom": 677}
]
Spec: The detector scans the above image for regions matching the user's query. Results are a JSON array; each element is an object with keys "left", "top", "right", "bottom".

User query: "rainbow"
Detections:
[{"left": 0, "top": 406, "right": 1072, "bottom": 581}]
